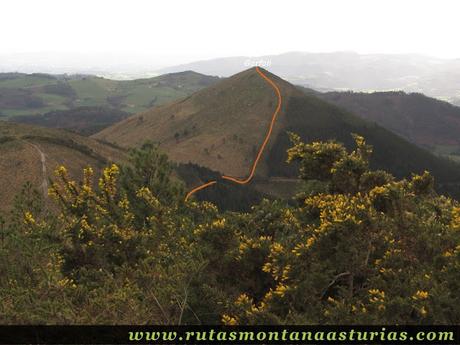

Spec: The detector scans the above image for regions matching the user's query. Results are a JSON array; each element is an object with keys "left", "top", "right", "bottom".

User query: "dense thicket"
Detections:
[{"left": 0, "top": 134, "right": 459, "bottom": 324}]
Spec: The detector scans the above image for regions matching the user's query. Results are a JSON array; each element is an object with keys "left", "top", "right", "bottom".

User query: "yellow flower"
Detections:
[
  {"left": 262, "top": 262, "right": 272, "bottom": 273},
  {"left": 80, "top": 216, "right": 92, "bottom": 231},
  {"left": 369, "top": 289, "right": 385, "bottom": 304},
  {"left": 84, "top": 166, "right": 93, "bottom": 174},
  {"left": 235, "top": 294, "right": 251, "bottom": 306},
  {"left": 451, "top": 207, "right": 460, "bottom": 229},
  {"left": 212, "top": 219, "right": 226, "bottom": 228},
  {"left": 56, "top": 166, "right": 68, "bottom": 176},
  {"left": 274, "top": 283, "right": 288, "bottom": 297},
  {"left": 306, "top": 237, "right": 316, "bottom": 248},
  {"left": 57, "top": 278, "right": 72, "bottom": 287},
  {"left": 281, "top": 265, "right": 291, "bottom": 281},
  {"left": 23, "top": 211, "right": 36, "bottom": 225},
  {"left": 271, "top": 242, "right": 284, "bottom": 254},
  {"left": 369, "top": 289, "right": 384, "bottom": 296},
  {"left": 412, "top": 290, "right": 429, "bottom": 300},
  {"left": 99, "top": 164, "right": 120, "bottom": 195},
  {"left": 222, "top": 314, "right": 238, "bottom": 325},
  {"left": 118, "top": 197, "right": 130, "bottom": 209},
  {"left": 292, "top": 243, "right": 306, "bottom": 256},
  {"left": 136, "top": 187, "right": 160, "bottom": 208},
  {"left": 420, "top": 306, "right": 428, "bottom": 317},
  {"left": 238, "top": 242, "right": 248, "bottom": 253}
]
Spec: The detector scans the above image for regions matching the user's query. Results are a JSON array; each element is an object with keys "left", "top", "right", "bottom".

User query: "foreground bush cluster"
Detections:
[{"left": 0, "top": 136, "right": 459, "bottom": 324}]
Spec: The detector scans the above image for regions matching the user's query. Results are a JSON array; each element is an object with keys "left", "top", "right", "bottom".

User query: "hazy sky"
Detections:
[{"left": 1, "top": 0, "right": 460, "bottom": 65}]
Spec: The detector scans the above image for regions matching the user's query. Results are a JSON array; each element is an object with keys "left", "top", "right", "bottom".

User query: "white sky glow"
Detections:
[{"left": 1, "top": 0, "right": 459, "bottom": 66}]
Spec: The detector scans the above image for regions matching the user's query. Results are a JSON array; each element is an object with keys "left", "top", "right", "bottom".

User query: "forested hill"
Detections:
[{"left": 318, "top": 91, "right": 460, "bottom": 161}]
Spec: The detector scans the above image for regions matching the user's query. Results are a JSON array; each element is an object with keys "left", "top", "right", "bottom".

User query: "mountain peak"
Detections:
[
  {"left": 94, "top": 67, "right": 460, "bottom": 200},
  {"left": 95, "top": 68, "right": 296, "bottom": 177}
]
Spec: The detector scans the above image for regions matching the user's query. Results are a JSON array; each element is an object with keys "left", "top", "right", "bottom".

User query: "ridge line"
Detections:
[{"left": 185, "top": 67, "right": 283, "bottom": 201}]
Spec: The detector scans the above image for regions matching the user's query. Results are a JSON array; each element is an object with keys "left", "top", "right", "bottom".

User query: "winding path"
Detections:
[
  {"left": 27, "top": 141, "right": 48, "bottom": 199},
  {"left": 185, "top": 67, "right": 283, "bottom": 201}
]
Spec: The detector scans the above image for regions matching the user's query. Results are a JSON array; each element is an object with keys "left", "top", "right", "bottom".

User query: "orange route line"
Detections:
[
  {"left": 185, "top": 66, "right": 282, "bottom": 202},
  {"left": 185, "top": 180, "right": 217, "bottom": 202}
]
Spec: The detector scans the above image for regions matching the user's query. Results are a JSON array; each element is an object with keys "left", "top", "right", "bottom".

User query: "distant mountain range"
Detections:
[
  {"left": 95, "top": 67, "right": 460, "bottom": 199},
  {"left": 157, "top": 52, "right": 460, "bottom": 106}
]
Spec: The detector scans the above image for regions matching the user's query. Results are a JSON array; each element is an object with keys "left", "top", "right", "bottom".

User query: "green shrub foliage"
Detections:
[{"left": 0, "top": 134, "right": 459, "bottom": 324}]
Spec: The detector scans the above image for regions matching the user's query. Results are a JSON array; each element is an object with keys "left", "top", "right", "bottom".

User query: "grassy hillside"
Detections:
[
  {"left": 0, "top": 71, "right": 219, "bottom": 119},
  {"left": 95, "top": 68, "right": 460, "bottom": 199},
  {"left": 0, "top": 120, "right": 261, "bottom": 213},
  {"left": 318, "top": 91, "right": 460, "bottom": 161},
  {"left": 95, "top": 68, "right": 302, "bottom": 177},
  {"left": 0, "top": 122, "right": 126, "bottom": 211}
]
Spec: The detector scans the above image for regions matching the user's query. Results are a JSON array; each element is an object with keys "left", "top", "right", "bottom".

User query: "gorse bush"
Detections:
[{"left": 0, "top": 134, "right": 458, "bottom": 324}]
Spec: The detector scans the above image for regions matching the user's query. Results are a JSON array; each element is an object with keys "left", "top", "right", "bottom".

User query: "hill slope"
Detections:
[
  {"left": 11, "top": 106, "right": 130, "bottom": 136},
  {"left": 316, "top": 91, "right": 460, "bottom": 161},
  {"left": 95, "top": 68, "right": 460, "bottom": 198},
  {"left": 0, "top": 122, "right": 125, "bottom": 211},
  {"left": 0, "top": 71, "right": 219, "bottom": 119},
  {"left": 95, "top": 68, "right": 301, "bottom": 177}
]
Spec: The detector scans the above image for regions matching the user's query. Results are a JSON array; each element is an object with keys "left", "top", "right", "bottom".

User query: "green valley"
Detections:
[{"left": 0, "top": 71, "right": 219, "bottom": 118}]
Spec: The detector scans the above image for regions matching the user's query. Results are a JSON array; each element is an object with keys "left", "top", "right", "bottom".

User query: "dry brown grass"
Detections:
[{"left": 0, "top": 122, "right": 125, "bottom": 211}]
